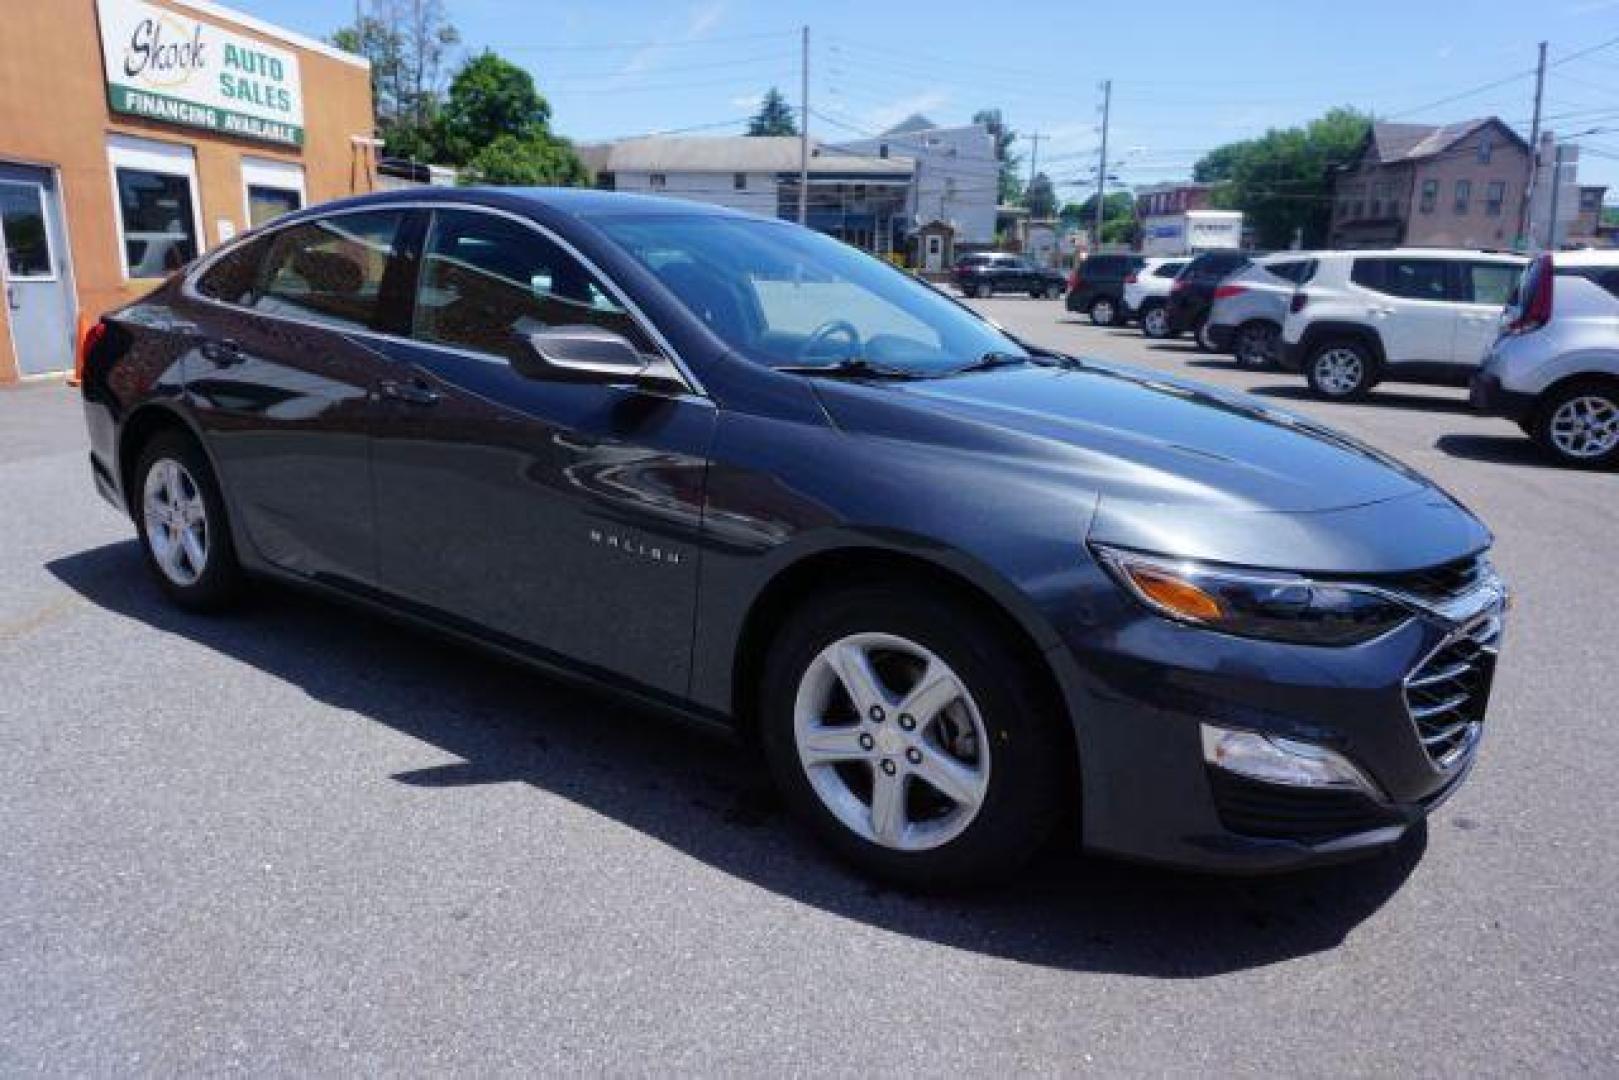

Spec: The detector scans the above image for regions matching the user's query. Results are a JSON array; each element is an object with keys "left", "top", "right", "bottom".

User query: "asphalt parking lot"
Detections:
[{"left": 2, "top": 300, "right": 1615, "bottom": 1074}]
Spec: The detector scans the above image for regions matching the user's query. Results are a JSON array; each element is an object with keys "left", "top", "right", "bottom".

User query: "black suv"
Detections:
[
  {"left": 1065, "top": 253, "right": 1146, "bottom": 326},
  {"left": 1165, "top": 250, "right": 1263, "bottom": 348},
  {"left": 79, "top": 188, "right": 1505, "bottom": 886},
  {"left": 952, "top": 252, "right": 1067, "bottom": 299}
]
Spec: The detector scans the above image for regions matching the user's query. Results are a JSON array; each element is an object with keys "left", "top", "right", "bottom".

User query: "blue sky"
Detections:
[{"left": 242, "top": 0, "right": 1619, "bottom": 199}]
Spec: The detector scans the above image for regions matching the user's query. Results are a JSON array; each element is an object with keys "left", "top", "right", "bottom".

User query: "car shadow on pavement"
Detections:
[
  {"left": 1435, "top": 433, "right": 1559, "bottom": 469},
  {"left": 1146, "top": 343, "right": 1206, "bottom": 355},
  {"left": 1248, "top": 384, "right": 1476, "bottom": 415},
  {"left": 48, "top": 540, "right": 1426, "bottom": 980}
]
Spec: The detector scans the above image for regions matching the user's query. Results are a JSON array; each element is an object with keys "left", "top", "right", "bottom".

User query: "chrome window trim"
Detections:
[{"left": 180, "top": 198, "right": 709, "bottom": 399}]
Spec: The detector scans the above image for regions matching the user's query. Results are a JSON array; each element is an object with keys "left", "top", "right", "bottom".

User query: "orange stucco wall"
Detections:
[{"left": 0, "top": 0, "right": 375, "bottom": 382}]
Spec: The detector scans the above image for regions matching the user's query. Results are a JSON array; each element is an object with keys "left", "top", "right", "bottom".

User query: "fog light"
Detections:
[{"left": 1200, "top": 724, "right": 1378, "bottom": 794}]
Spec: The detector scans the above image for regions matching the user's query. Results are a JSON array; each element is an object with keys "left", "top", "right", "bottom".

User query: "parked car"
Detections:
[
  {"left": 952, "top": 251, "right": 1066, "bottom": 299},
  {"left": 1471, "top": 250, "right": 1619, "bottom": 468},
  {"left": 1066, "top": 252, "right": 1146, "bottom": 326},
  {"left": 1165, "top": 250, "right": 1263, "bottom": 349},
  {"left": 1204, "top": 254, "right": 1317, "bottom": 367},
  {"left": 1122, "top": 258, "right": 1188, "bottom": 338},
  {"left": 80, "top": 187, "right": 1506, "bottom": 885},
  {"left": 1280, "top": 249, "right": 1527, "bottom": 400}
]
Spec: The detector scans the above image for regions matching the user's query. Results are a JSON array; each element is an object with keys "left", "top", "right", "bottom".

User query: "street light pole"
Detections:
[{"left": 1094, "top": 80, "right": 1112, "bottom": 249}]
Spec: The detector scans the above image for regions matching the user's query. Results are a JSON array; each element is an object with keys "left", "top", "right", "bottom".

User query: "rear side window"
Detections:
[
  {"left": 1352, "top": 257, "right": 1451, "bottom": 301},
  {"left": 1265, "top": 260, "right": 1309, "bottom": 284},
  {"left": 1154, "top": 261, "right": 1186, "bottom": 278},
  {"left": 252, "top": 211, "right": 407, "bottom": 331},
  {"left": 413, "top": 208, "right": 656, "bottom": 364},
  {"left": 194, "top": 236, "right": 268, "bottom": 304}
]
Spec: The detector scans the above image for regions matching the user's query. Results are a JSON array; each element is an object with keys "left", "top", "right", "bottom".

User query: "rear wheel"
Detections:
[
  {"left": 1194, "top": 319, "right": 1218, "bottom": 352},
  {"left": 1140, "top": 302, "right": 1171, "bottom": 339},
  {"left": 134, "top": 430, "right": 244, "bottom": 611},
  {"left": 1044, "top": 282, "right": 1062, "bottom": 299},
  {"left": 759, "top": 586, "right": 1067, "bottom": 887},
  {"left": 1089, "top": 296, "right": 1119, "bottom": 327},
  {"left": 1531, "top": 380, "right": 1619, "bottom": 469},
  {"left": 975, "top": 282, "right": 993, "bottom": 299},
  {"left": 1233, "top": 321, "right": 1280, "bottom": 368},
  {"left": 1305, "top": 339, "right": 1376, "bottom": 400}
]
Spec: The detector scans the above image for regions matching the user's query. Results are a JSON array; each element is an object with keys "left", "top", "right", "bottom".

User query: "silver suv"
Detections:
[
  {"left": 1472, "top": 250, "right": 1619, "bottom": 468},
  {"left": 1280, "top": 249, "right": 1526, "bottom": 400},
  {"left": 1205, "top": 254, "right": 1316, "bottom": 367}
]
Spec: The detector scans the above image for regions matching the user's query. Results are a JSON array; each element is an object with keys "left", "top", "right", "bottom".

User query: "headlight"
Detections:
[{"left": 1093, "top": 546, "right": 1412, "bottom": 646}]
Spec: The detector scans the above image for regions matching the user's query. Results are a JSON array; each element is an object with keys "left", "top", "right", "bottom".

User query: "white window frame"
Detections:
[
  {"left": 241, "top": 156, "right": 307, "bottom": 231},
  {"left": 105, "top": 134, "right": 205, "bottom": 281}
]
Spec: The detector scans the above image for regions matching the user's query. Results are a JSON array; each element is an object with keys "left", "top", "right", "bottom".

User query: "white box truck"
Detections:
[{"left": 1140, "top": 210, "right": 1243, "bottom": 256}]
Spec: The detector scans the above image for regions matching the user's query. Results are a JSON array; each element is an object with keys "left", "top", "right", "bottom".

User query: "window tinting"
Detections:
[
  {"left": 1467, "top": 263, "right": 1518, "bottom": 306},
  {"left": 115, "top": 168, "right": 198, "bottom": 278},
  {"left": 1354, "top": 258, "right": 1450, "bottom": 300},
  {"left": 194, "top": 236, "right": 268, "bottom": 304},
  {"left": 0, "top": 182, "right": 51, "bottom": 278},
  {"left": 413, "top": 208, "right": 655, "bottom": 364},
  {"left": 1154, "top": 261, "right": 1186, "bottom": 278},
  {"left": 252, "top": 211, "right": 404, "bottom": 331}
]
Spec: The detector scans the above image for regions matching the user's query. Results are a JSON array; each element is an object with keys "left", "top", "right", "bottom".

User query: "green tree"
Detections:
[
  {"left": 973, "top": 108, "right": 1022, "bottom": 204},
  {"left": 1192, "top": 108, "right": 1371, "bottom": 248},
  {"left": 331, "top": 1, "right": 458, "bottom": 160},
  {"left": 1025, "top": 172, "right": 1058, "bottom": 218},
  {"left": 746, "top": 88, "right": 798, "bottom": 136},
  {"left": 464, "top": 133, "right": 588, "bottom": 186}
]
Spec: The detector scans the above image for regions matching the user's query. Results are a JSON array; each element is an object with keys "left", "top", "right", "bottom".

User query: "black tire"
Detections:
[
  {"left": 133, "top": 429, "right": 245, "bottom": 612},
  {"left": 1193, "top": 319, "right": 1218, "bottom": 352},
  {"left": 1044, "top": 282, "right": 1062, "bottom": 299},
  {"left": 1089, "top": 296, "right": 1120, "bottom": 327},
  {"left": 975, "top": 282, "right": 993, "bottom": 299},
  {"left": 1139, "top": 302, "right": 1172, "bottom": 339},
  {"left": 759, "top": 585, "right": 1068, "bottom": 888},
  {"left": 1304, "top": 338, "right": 1377, "bottom": 401},
  {"left": 1233, "top": 321, "right": 1280, "bottom": 368},
  {"left": 1027, "top": 287, "right": 1043, "bottom": 299},
  {"left": 1529, "top": 379, "right": 1619, "bottom": 470}
]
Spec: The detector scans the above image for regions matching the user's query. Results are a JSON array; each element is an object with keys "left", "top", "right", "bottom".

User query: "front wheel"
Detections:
[
  {"left": 134, "top": 430, "right": 245, "bottom": 611},
  {"left": 1532, "top": 380, "right": 1619, "bottom": 469},
  {"left": 1305, "top": 339, "right": 1377, "bottom": 400},
  {"left": 759, "top": 586, "right": 1067, "bottom": 887},
  {"left": 1089, "top": 296, "right": 1119, "bottom": 327}
]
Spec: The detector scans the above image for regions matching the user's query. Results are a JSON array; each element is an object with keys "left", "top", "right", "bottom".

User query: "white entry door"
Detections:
[
  {"left": 924, "top": 234, "right": 943, "bottom": 272},
  {"left": 0, "top": 163, "right": 75, "bottom": 376}
]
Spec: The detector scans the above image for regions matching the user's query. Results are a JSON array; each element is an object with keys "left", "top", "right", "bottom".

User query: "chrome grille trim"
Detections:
[{"left": 1402, "top": 594, "right": 1504, "bottom": 771}]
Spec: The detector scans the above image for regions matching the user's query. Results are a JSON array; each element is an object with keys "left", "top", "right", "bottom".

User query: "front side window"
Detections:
[
  {"left": 593, "top": 213, "right": 1027, "bottom": 375},
  {"left": 115, "top": 168, "right": 199, "bottom": 278},
  {"left": 1420, "top": 179, "right": 1438, "bottom": 213},
  {"left": 0, "top": 182, "right": 52, "bottom": 278},
  {"left": 1485, "top": 181, "right": 1506, "bottom": 217},
  {"left": 649, "top": 173, "right": 666, "bottom": 190},
  {"left": 1454, "top": 179, "right": 1471, "bottom": 215},
  {"left": 1468, "top": 262, "right": 1518, "bottom": 306},
  {"left": 193, "top": 235, "right": 268, "bottom": 304},
  {"left": 413, "top": 208, "right": 655, "bottom": 364},
  {"left": 252, "top": 211, "right": 405, "bottom": 331}
]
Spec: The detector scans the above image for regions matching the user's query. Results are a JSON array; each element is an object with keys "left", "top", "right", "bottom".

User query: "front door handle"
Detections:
[
  {"left": 378, "top": 378, "right": 440, "bottom": 406},
  {"left": 200, "top": 338, "right": 244, "bottom": 365}
]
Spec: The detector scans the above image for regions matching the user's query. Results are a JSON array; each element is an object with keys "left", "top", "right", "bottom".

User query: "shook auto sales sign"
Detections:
[{"left": 96, "top": 0, "right": 304, "bottom": 146}]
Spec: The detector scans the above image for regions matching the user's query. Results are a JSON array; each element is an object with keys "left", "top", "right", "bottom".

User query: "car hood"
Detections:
[{"left": 812, "top": 360, "right": 1488, "bottom": 570}]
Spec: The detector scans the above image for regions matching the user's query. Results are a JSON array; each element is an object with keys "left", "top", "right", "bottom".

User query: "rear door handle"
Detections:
[
  {"left": 200, "top": 338, "right": 244, "bottom": 365},
  {"left": 378, "top": 377, "right": 440, "bottom": 406}
]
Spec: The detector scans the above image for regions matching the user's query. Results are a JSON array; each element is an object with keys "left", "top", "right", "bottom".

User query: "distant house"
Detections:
[
  {"left": 828, "top": 114, "right": 1000, "bottom": 249},
  {"left": 1328, "top": 119, "right": 1530, "bottom": 249},
  {"left": 578, "top": 135, "right": 914, "bottom": 253}
]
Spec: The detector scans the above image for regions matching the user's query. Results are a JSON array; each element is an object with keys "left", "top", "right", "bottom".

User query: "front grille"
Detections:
[
  {"left": 1209, "top": 771, "right": 1405, "bottom": 843},
  {"left": 1404, "top": 611, "right": 1500, "bottom": 768}
]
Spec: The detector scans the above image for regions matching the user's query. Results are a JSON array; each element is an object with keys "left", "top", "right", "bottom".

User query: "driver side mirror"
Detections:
[{"left": 519, "top": 326, "right": 687, "bottom": 391}]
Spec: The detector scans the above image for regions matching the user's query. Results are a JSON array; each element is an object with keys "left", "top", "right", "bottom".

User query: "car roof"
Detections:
[
  {"left": 1315, "top": 247, "right": 1526, "bottom": 262},
  {"left": 279, "top": 185, "right": 763, "bottom": 224},
  {"left": 1551, "top": 248, "right": 1619, "bottom": 268}
]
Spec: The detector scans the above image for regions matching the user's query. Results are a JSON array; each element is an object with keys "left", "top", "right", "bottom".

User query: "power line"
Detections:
[{"left": 502, "top": 29, "right": 799, "bottom": 52}]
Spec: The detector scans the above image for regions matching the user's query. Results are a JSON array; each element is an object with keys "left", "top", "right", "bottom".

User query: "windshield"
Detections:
[{"left": 591, "top": 213, "right": 1027, "bottom": 374}]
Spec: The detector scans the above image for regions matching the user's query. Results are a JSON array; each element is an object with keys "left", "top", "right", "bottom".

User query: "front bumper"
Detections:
[
  {"left": 1469, "top": 370, "right": 1538, "bottom": 421},
  {"left": 1044, "top": 565, "right": 1505, "bottom": 873}
]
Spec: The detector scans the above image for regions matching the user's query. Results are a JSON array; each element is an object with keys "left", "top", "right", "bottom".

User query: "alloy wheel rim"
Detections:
[
  {"left": 1549, "top": 395, "right": 1619, "bottom": 458},
  {"left": 142, "top": 458, "right": 209, "bottom": 586},
  {"left": 1144, "top": 307, "right": 1167, "bottom": 336},
  {"left": 1315, "top": 349, "right": 1363, "bottom": 396},
  {"left": 1093, "top": 300, "right": 1114, "bottom": 324},
  {"left": 792, "top": 632, "right": 991, "bottom": 852}
]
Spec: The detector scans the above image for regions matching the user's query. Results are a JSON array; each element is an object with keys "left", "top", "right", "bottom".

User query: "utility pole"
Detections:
[
  {"left": 1094, "top": 79, "right": 1112, "bottom": 250},
  {"left": 798, "top": 25, "right": 809, "bottom": 226},
  {"left": 1026, "top": 131, "right": 1045, "bottom": 194},
  {"left": 1518, "top": 40, "right": 1548, "bottom": 250},
  {"left": 1546, "top": 142, "right": 1567, "bottom": 250}
]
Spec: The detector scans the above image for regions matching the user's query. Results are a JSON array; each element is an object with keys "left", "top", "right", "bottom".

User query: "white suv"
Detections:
[
  {"left": 1280, "top": 249, "right": 1526, "bottom": 400},
  {"left": 1472, "top": 250, "right": 1619, "bottom": 468},
  {"left": 1122, "top": 257, "right": 1187, "bottom": 337}
]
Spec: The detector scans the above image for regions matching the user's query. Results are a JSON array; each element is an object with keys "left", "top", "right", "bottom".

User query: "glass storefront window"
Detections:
[{"left": 115, "top": 167, "right": 199, "bottom": 278}]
